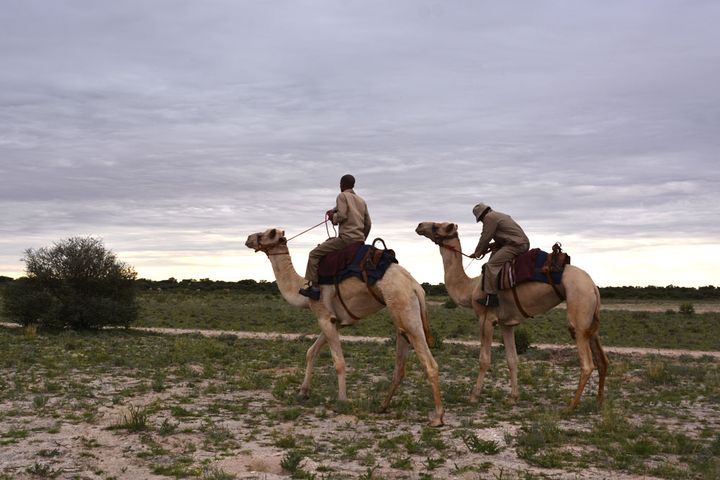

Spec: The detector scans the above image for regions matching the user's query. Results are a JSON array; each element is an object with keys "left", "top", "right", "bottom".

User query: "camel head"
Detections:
[
  {"left": 245, "top": 228, "right": 287, "bottom": 253},
  {"left": 416, "top": 222, "right": 459, "bottom": 244}
]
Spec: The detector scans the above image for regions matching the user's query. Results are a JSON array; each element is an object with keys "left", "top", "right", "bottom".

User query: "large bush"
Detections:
[{"left": 2, "top": 237, "right": 138, "bottom": 330}]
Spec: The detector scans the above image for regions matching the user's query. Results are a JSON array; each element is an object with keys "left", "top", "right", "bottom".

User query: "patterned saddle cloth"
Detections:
[
  {"left": 498, "top": 243, "right": 570, "bottom": 290},
  {"left": 318, "top": 239, "right": 398, "bottom": 286}
]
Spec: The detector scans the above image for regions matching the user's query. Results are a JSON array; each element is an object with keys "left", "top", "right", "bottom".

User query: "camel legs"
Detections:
[
  {"left": 379, "top": 333, "right": 411, "bottom": 413},
  {"left": 501, "top": 325, "right": 520, "bottom": 404},
  {"left": 569, "top": 334, "right": 595, "bottom": 410},
  {"left": 385, "top": 296, "right": 444, "bottom": 426},
  {"left": 299, "top": 333, "right": 327, "bottom": 398},
  {"left": 309, "top": 301, "right": 348, "bottom": 402},
  {"left": 470, "top": 311, "right": 494, "bottom": 402}
]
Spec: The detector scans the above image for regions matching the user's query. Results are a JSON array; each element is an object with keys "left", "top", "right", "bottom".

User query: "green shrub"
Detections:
[
  {"left": 514, "top": 327, "right": 532, "bottom": 354},
  {"left": 443, "top": 298, "right": 458, "bottom": 309},
  {"left": 1, "top": 237, "right": 138, "bottom": 330},
  {"left": 679, "top": 303, "right": 695, "bottom": 315}
]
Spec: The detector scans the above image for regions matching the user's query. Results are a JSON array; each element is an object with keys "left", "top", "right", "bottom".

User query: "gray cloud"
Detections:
[{"left": 1, "top": 0, "right": 718, "bottom": 284}]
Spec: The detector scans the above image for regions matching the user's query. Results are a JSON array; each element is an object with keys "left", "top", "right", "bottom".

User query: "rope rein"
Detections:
[
  {"left": 258, "top": 215, "right": 336, "bottom": 255},
  {"left": 437, "top": 238, "right": 480, "bottom": 272},
  {"left": 285, "top": 218, "right": 332, "bottom": 243}
]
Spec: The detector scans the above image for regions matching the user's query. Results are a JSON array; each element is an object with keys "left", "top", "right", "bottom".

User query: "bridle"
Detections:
[
  {"left": 254, "top": 237, "right": 290, "bottom": 256},
  {"left": 430, "top": 225, "right": 475, "bottom": 259}
]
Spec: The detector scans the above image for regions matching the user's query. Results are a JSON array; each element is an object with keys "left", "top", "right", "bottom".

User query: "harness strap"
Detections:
[
  {"left": 335, "top": 279, "right": 361, "bottom": 321},
  {"left": 545, "top": 269, "right": 565, "bottom": 301},
  {"left": 511, "top": 285, "right": 532, "bottom": 319},
  {"left": 360, "top": 248, "right": 387, "bottom": 306},
  {"left": 544, "top": 246, "right": 566, "bottom": 301}
]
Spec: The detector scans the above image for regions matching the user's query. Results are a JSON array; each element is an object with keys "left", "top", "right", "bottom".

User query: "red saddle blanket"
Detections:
[
  {"left": 318, "top": 242, "right": 364, "bottom": 277},
  {"left": 497, "top": 247, "right": 570, "bottom": 290}
]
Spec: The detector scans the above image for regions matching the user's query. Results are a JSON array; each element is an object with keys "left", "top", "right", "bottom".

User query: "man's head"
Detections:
[
  {"left": 340, "top": 174, "right": 355, "bottom": 191},
  {"left": 473, "top": 202, "right": 491, "bottom": 222}
]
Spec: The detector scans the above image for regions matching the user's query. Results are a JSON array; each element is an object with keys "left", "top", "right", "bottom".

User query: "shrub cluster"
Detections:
[{"left": 2, "top": 237, "right": 138, "bottom": 330}]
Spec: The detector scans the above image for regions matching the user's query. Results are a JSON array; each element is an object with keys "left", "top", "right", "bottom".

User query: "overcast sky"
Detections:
[{"left": 1, "top": 0, "right": 718, "bottom": 287}]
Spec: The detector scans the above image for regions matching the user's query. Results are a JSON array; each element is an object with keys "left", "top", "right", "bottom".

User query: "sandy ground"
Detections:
[{"left": 1, "top": 317, "right": 718, "bottom": 479}]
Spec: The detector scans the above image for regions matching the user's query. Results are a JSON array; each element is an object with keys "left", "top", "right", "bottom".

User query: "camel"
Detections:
[
  {"left": 245, "top": 228, "right": 444, "bottom": 426},
  {"left": 415, "top": 221, "right": 608, "bottom": 410}
]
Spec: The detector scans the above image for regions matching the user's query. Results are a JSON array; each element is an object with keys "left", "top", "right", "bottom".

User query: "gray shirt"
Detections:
[{"left": 473, "top": 210, "right": 529, "bottom": 256}]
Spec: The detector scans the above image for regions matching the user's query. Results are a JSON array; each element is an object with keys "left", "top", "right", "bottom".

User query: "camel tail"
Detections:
[
  {"left": 589, "top": 285, "right": 601, "bottom": 337},
  {"left": 414, "top": 283, "right": 434, "bottom": 348}
]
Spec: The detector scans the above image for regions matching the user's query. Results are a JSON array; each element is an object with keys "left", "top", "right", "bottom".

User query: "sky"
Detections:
[{"left": 1, "top": 0, "right": 719, "bottom": 287}]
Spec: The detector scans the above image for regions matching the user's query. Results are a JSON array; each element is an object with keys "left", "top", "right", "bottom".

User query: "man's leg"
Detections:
[
  {"left": 480, "top": 246, "right": 522, "bottom": 306},
  {"left": 300, "top": 237, "right": 348, "bottom": 300}
]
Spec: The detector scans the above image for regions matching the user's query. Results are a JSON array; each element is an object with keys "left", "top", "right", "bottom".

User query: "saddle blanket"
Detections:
[
  {"left": 318, "top": 242, "right": 398, "bottom": 286},
  {"left": 497, "top": 247, "right": 569, "bottom": 290}
]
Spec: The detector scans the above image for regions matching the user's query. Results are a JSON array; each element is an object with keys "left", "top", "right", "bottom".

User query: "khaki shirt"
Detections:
[
  {"left": 473, "top": 210, "right": 529, "bottom": 256},
  {"left": 331, "top": 189, "right": 371, "bottom": 242}
]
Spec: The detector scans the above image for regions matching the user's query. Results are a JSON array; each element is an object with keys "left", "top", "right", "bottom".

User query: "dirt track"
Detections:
[
  {"left": 0, "top": 322, "right": 720, "bottom": 359},
  {"left": 2, "top": 322, "right": 718, "bottom": 358},
  {"left": 130, "top": 326, "right": 720, "bottom": 359}
]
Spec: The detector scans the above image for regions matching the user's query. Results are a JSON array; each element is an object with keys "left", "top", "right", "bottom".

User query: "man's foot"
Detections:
[
  {"left": 299, "top": 285, "right": 321, "bottom": 301},
  {"left": 476, "top": 294, "right": 499, "bottom": 307}
]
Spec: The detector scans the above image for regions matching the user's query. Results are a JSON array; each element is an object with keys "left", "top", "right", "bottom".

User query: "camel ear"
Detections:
[{"left": 269, "top": 228, "right": 277, "bottom": 238}]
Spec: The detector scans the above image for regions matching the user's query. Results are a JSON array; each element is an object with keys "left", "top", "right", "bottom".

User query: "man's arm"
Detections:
[
  {"left": 473, "top": 223, "right": 496, "bottom": 257},
  {"left": 332, "top": 193, "right": 348, "bottom": 225},
  {"left": 362, "top": 209, "right": 372, "bottom": 240}
]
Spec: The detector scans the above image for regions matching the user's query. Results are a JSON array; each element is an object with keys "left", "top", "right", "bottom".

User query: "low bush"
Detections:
[
  {"left": 514, "top": 327, "right": 532, "bottom": 354},
  {"left": 1, "top": 237, "right": 138, "bottom": 330}
]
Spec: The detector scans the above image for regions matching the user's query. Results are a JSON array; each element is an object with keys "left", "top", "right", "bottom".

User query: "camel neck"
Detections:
[
  {"left": 438, "top": 238, "right": 476, "bottom": 308},
  {"left": 266, "top": 249, "right": 310, "bottom": 308}
]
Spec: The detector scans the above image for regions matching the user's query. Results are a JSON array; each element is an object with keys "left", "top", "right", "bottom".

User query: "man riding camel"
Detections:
[
  {"left": 299, "top": 174, "right": 372, "bottom": 300},
  {"left": 469, "top": 202, "right": 529, "bottom": 306}
]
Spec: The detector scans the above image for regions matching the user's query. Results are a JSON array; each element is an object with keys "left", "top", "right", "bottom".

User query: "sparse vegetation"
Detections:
[{"left": 0, "top": 293, "right": 718, "bottom": 478}]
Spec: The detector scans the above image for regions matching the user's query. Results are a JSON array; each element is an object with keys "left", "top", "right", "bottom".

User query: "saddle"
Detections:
[
  {"left": 498, "top": 243, "right": 570, "bottom": 291},
  {"left": 491, "top": 243, "right": 570, "bottom": 319},
  {"left": 317, "top": 238, "right": 398, "bottom": 320},
  {"left": 318, "top": 238, "right": 397, "bottom": 286}
]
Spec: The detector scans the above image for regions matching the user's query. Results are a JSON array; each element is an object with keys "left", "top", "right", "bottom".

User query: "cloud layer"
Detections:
[{"left": 1, "top": 1, "right": 718, "bottom": 286}]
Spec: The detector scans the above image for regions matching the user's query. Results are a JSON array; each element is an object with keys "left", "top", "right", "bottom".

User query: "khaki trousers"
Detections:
[
  {"left": 304, "top": 237, "right": 353, "bottom": 285},
  {"left": 483, "top": 243, "right": 529, "bottom": 294}
]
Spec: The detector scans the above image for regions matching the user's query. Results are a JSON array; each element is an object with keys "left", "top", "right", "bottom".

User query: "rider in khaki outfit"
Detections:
[
  {"left": 469, "top": 202, "right": 529, "bottom": 306},
  {"left": 299, "top": 174, "right": 371, "bottom": 300}
]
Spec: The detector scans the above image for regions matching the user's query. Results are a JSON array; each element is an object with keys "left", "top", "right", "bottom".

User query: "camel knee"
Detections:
[
  {"left": 567, "top": 326, "right": 577, "bottom": 340},
  {"left": 580, "top": 365, "right": 593, "bottom": 381},
  {"left": 479, "top": 356, "right": 491, "bottom": 372},
  {"left": 305, "top": 348, "right": 318, "bottom": 364}
]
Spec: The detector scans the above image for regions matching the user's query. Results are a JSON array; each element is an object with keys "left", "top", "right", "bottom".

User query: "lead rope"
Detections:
[
  {"left": 285, "top": 218, "right": 331, "bottom": 243},
  {"left": 440, "top": 243, "right": 479, "bottom": 273}
]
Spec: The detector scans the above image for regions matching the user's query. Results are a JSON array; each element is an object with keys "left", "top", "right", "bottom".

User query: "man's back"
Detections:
[{"left": 334, "top": 188, "right": 371, "bottom": 242}]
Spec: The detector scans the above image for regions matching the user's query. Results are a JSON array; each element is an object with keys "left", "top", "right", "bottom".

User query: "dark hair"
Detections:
[{"left": 340, "top": 174, "right": 355, "bottom": 189}]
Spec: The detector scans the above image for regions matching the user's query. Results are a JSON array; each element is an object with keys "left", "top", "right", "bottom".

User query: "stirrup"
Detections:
[
  {"left": 476, "top": 294, "right": 499, "bottom": 307},
  {"left": 299, "top": 285, "right": 321, "bottom": 301}
]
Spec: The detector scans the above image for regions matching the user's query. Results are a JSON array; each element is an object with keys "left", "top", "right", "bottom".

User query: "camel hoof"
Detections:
[
  {"left": 469, "top": 392, "right": 480, "bottom": 404},
  {"left": 427, "top": 412, "right": 445, "bottom": 427},
  {"left": 506, "top": 395, "right": 519, "bottom": 406},
  {"left": 378, "top": 402, "right": 390, "bottom": 414},
  {"left": 297, "top": 387, "right": 310, "bottom": 399}
]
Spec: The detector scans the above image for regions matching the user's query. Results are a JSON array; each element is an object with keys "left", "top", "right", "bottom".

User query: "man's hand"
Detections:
[{"left": 325, "top": 208, "right": 335, "bottom": 219}]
